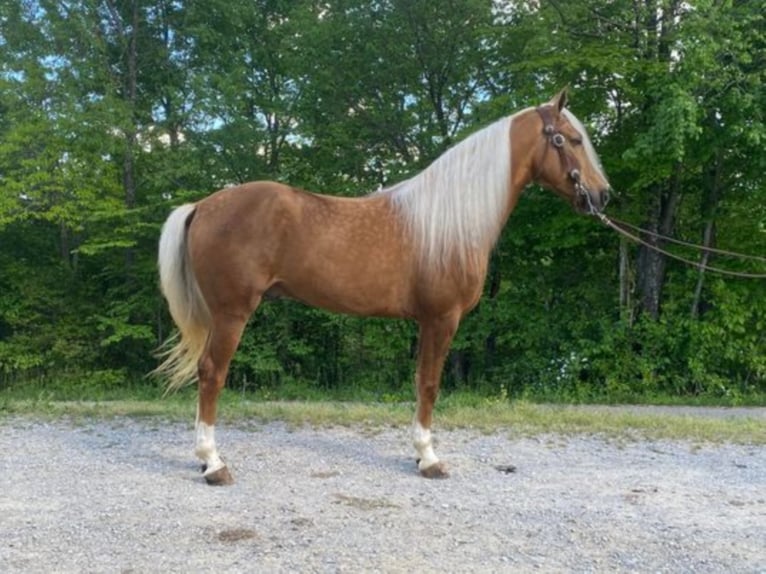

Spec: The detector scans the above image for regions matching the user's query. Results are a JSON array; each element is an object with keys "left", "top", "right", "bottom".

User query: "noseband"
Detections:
[{"left": 535, "top": 106, "right": 598, "bottom": 214}]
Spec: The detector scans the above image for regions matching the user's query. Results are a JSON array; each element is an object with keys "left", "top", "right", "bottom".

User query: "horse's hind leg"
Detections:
[
  {"left": 195, "top": 311, "right": 249, "bottom": 486},
  {"left": 413, "top": 313, "right": 459, "bottom": 479}
]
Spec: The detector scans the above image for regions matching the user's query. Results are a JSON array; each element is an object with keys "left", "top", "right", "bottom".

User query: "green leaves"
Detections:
[
  {"left": 624, "top": 83, "right": 702, "bottom": 176},
  {"left": 0, "top": 0, "right": 763, "bottom": 399}
]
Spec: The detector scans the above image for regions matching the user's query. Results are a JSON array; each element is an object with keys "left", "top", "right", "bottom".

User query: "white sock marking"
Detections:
[
  {"left": 195, "top": 421, "right": 225, "bottom": 474},
  {"left": 413, "top": 420, "right": 439, "bottom": 470}
]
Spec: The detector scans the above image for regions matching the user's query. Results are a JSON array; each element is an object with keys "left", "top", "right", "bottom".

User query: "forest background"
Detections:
[{"left": 1, "top": 0, "right": 764, "bottom": 404}]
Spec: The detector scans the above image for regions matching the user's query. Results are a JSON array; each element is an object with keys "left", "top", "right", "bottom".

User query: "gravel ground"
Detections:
[{"left": 1, "top": 412, "right": 765, "bottom": 573}]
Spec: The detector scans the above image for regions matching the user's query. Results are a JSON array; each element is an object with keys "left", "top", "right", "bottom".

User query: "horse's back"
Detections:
[{"left": 193, "top": 181, "right": 298, "bottom": 227}]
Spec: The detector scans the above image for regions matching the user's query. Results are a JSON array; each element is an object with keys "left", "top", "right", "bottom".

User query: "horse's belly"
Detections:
[{"left": 269, "top": 270, "right": 412, "bottom": 318}]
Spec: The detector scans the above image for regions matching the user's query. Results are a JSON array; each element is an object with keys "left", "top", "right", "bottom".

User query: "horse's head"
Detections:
[{"left": 531, "top": 89, "right": 610, "bottom": 214}]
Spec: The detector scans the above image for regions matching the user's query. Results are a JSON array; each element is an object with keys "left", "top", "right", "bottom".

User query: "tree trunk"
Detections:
[
  {"left": 59, "top": 220, "right": 70, "bottom": 266},
  {"left": 636, "top": 164, "right": 682, "bottom": 319},
  {"left": 123, "top": 0, "right": 139, "bottom": 269},
  {"left": 632, "top": 0, "right": 685, "bottom": 320},
  {"left": 484, "top": 256, "right": 503, "bottom": 373},
  {"left": 690, "top": 220, "right": 716, "bottom": 319},
  {"left": 619, "top": 238, "right": 633, "bottom": 324},
  {"left": 124, "top": 0, "right": 138, "bottom": 210},
  {"left": 691, "top": 147, "right": 724, "bottom": 319}
]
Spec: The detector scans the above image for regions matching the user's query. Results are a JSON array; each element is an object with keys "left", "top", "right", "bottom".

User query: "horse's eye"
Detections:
[{"left": 571, "top": 137, "right": 583, "bottom": 146}]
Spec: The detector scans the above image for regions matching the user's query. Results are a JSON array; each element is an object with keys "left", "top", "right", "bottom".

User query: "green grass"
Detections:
[
  {"left": 4, "top": 375, "right": 765, "bottom": 406},
  {"left": 2, "top": 387, "right": 764, "bottom": 445}
]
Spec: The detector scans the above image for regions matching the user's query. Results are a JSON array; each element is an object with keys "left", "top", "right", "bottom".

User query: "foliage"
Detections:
[{"left": 0, "top": 0, "right": 764, "bottom": 402}]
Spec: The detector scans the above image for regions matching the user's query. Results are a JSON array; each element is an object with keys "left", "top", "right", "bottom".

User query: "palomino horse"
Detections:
[{"left": 156, "top": 89, "right": 610, "bottom": 485}]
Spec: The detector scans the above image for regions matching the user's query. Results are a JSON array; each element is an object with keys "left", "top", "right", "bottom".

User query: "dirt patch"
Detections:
[{"left": 217, "top": 528, "right": 258, "bottom": 543}]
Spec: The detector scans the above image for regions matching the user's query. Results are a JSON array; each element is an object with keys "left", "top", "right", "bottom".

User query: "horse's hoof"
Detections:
[
  {"left": 419, "top": 461, "right": 449, "bottom": 479},
  {"left": 203, "top": 465, "right": 234, "bottom": 486}
]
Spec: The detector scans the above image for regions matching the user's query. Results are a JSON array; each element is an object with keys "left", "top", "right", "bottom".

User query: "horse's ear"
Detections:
[
  {"left": 545, "top": 88, "right": 568, "bottom": 117},
  {"left": 551, "top": 87, "right": 568, "bottom": 112}
]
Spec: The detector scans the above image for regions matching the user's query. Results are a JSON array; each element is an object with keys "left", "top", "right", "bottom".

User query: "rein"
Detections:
[{"left": 593, "top": 212, "right": 766, "bottom": 279}]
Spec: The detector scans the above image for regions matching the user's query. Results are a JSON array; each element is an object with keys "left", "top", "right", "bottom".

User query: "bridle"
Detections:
[
  {"left": 533, "top": 108, "right": 765, "bottom": 278},
  {"left": 534, "top": 105, "right": 600, "bottom": 214}
]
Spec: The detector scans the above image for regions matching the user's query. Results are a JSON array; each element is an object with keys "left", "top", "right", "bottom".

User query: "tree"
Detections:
[{"left": 0, "top": 0, "right": 762, "bottom": 398}]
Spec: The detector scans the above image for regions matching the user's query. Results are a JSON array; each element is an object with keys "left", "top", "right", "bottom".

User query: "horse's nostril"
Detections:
[{"left": 602, "top": 190, "right": 610, "bottom": 208}]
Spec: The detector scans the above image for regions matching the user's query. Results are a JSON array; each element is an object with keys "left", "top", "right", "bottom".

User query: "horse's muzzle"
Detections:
[{"left": 575, "top": 183, "right": 610, "bottom": 215}]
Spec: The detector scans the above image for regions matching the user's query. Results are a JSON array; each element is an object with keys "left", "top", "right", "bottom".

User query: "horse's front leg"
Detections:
[
  {"left": 413, "top": 313, "right": 460, "bottom": 478},
  {"left": 195, "top": 314, "right": 248, "bottom": 486}
]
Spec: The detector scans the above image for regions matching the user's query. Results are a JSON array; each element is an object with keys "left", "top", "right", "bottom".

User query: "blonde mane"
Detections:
[
  {"left": 382, "top": 111, "right": 528, "bottom": 269},
  {"left": 562, "top": 108, "right": 607, "bottom": 183}
]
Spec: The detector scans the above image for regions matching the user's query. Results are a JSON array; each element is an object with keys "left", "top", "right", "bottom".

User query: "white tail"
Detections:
[{"left": 154, "top": 203, "right": 210, "bottom": 392}]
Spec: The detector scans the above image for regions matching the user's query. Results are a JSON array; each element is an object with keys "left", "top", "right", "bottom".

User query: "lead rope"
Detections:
[
  {"left": 593, "top": 212, "right": 766, "bottom": 279},
  {"left": 605, "top": 216, "right": 766, "bottom": 263}
]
